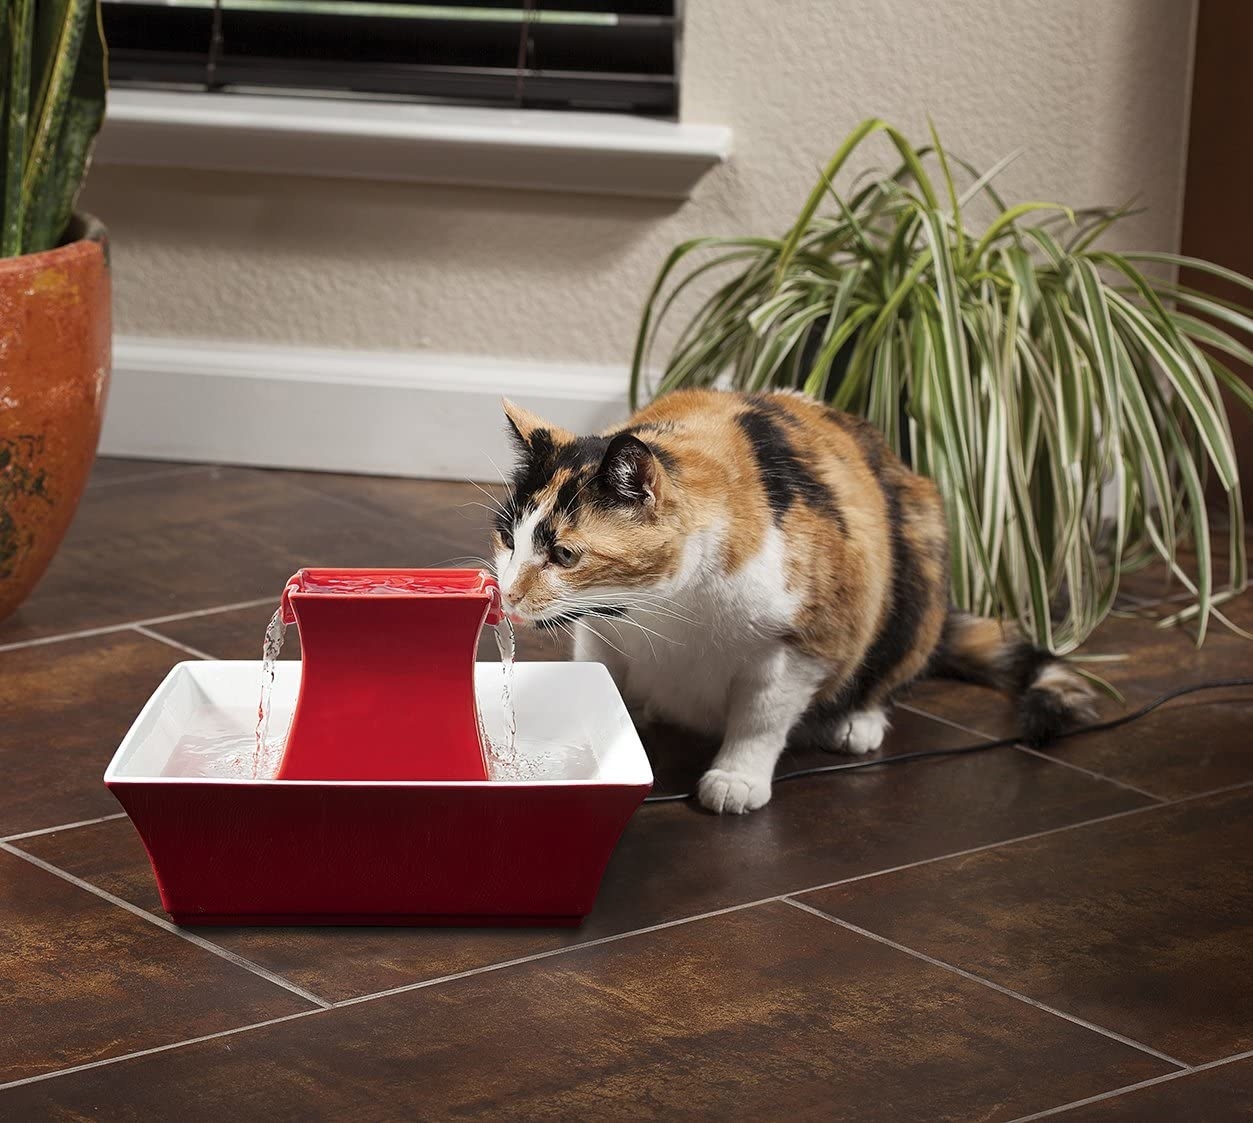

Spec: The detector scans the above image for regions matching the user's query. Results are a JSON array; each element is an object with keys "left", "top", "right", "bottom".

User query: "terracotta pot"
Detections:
[{"left": 0, "top": 215, "right": 111, "bottom": 625}]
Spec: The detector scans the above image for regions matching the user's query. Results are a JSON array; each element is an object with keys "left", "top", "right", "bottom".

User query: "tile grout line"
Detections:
[
  {"left": 11, "top": 772, "right": 1247, "bottom": 937},
  {"left": 0, "top": 1010, "right": 325, "bottom": 1092},
  {"left": 4, "top": 780, "right": 1248, "bottom": 1092},
  {"left": 1014, "top": 745, "right": 1164, "bottom": 800},
  {"left": 0, "top": 842, "right": 333, "bottom": 1011},
  {"left": 277, "top": 470, "right": 500, "bottom": 528},
  {"left": 896, "top": 702, "right": 997, "bottom": 741},
  {"left": 273, "top": 472, "right": 500, "bottom": 539},
  {"left": 1005, "top": 1047, "right": 1253, "bottom": 1122},
  {"left": 276, "top": 474, "right": 400, "bottom": 519},
  {"left": 132, "top": 625, "right": 219, "bottom": 662},
  {"left": 332, "top": 896, "right": 785, "bottom": 1009},
  {"left": 0, "top": 895, "right": 787, "bottom": 1093},
  {"left": 0, "top": 812, "right": 128, "bottom": 844},
  {"left": 778, "top": 779, "right": 1253, "bottom": 900},
  {"left": 12, "top": 776, "right": 1247, "bottom": 1009},
  {"left": 0, "top": 597, "right": 278, "bottom": 655},
  {"left": 0, "top": 868, "right": 1240, "bottom": 1099},
  {"left": 86, "top": 465, "right": 220, "bottom": 491},
  {"left": 207, "top": 468, "right": 496, "bottom": 566},
  {"left": 7, "top": 775, "right": 1253, "bottom": 1093},
  {"left": 138, "top": 597, "right": 280, "bottom": 628},
  {"left": 0, "top": 621, "right": 164, "bottom": 654},
  {"left": 896, "top": 701, "right": 1167, "bottom": 801},
  {"left": 781, "top": 898, "right": 1189, "bottom": 1070}
]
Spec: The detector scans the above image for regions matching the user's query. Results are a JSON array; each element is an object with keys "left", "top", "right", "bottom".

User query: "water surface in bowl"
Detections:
[{"left": 163, "top": 702, "right": 596, "bottom": 781}]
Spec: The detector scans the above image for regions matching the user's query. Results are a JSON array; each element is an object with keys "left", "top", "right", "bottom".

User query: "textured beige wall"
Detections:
[{"left": 85, "top": 0, "right": 1197, "bottom": 365}]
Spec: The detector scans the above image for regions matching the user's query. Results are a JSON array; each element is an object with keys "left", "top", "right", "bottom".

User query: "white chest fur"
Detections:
[{"left": 574, "top": 523, "right": 802, "bottom": 737}]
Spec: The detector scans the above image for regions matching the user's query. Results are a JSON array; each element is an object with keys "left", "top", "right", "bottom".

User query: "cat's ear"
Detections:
[
  {"left": 597, "top": 432, "right": 664, "bottom": 509},
  {"left": 502, "top": 398, "right": 572, "bottom": 451}
]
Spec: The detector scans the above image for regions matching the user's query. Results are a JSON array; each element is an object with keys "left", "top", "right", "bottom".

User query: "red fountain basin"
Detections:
[{"left": 104, "top": 660, "right": 652, "bottom": 926}]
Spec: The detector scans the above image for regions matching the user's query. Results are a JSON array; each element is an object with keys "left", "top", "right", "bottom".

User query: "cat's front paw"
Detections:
[
  {"left": 831, "top": 708, "right": 889, "bottom": 755},
  {"left": 697, "top": 768, "right": 772, "bottom": 814}
]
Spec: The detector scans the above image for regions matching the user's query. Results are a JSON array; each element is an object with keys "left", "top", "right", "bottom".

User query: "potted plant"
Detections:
[
  {"left": 631, "top": 119, "right": 1253, "bottom": 652},
  {"left": 0, "top": 0, "right": 109, "bottom": 624}
]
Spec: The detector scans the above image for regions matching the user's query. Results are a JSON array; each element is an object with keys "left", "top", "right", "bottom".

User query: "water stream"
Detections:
[
  {"left": 491, "top": 616, "right": 517, "bottom": 765},
  {"left": 248, "top": 600, "right": 519, "bottom": 778},
  {"left": 252, "top": 608, "right": 287, "bottom": 779}
]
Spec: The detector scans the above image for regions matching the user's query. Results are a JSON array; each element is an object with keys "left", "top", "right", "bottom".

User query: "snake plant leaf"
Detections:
[
  {"left": 1, "top": 0, "right": 105, "bottom": 258},
  {"left": 22, "top": 0, "right": 106, "bottom": 253},
  {"left": 2, "top": 0, "right": 36, "bottom": 256}
]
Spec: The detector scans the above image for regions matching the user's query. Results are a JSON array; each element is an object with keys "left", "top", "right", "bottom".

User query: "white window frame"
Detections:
[{"left": 96, "top": 88, "right": 732, "bottom": 199}]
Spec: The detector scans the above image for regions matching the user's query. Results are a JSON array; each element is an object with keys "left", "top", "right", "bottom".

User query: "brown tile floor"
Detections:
[{"left": 1, "top": 457, "right": 1251, "bottom": 1120}]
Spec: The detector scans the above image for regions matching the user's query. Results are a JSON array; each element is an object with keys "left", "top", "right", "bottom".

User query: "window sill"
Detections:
[{"left": 95, "top": 89, "right": 732, "bottom": 200}]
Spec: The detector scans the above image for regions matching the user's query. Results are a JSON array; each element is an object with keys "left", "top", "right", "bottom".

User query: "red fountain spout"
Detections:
[{"left": 275, "top": 568, "right": 503, "bottom": 781}]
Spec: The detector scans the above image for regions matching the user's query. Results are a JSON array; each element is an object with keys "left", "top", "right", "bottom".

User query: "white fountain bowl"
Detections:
[
  {"left": 106, "top": 660, "right": 651, "bottom": 786},
  {"left": 104, "top": 661, "right": 654, "bottom": 927}
]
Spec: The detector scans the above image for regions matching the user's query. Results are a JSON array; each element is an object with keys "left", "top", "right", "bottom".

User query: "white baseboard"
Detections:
[{"left": 102, "top": 336, "right": 633, "bottom": 481}]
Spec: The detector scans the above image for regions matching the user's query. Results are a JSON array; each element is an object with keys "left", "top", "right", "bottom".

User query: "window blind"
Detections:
[{"left": 102, "top": 1, "right": 679, "bottom": 116}]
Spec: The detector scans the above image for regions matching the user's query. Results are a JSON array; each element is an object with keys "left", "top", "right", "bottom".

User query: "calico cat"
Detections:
[{"left": 492, "top": 389, "right": 1096, "bottom": 814}]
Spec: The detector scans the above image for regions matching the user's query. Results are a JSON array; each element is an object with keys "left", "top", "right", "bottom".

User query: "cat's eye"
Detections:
[
  {"left": 550, "top": 543, "right": 579, "bottom": 568},
  {"left": 499, "top": 528, "right": 514, "bottom": 550}
]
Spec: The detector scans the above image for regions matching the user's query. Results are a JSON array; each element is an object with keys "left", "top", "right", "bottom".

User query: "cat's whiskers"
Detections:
[
  {"left": 551, "top": 609, "right": 631, "bottom": 661},
  {"left": 586, "top": 588, "right": 686, "bottom": 608},
  {"left": 459, "top": 501, "right": 509, "bottom": 523},
  {"left": 581, "top": 610, "right": 652, "bottom": 658},
  {"left": 573, "top": 586, "right": 698, "bottom": 616},
  {"left": 432, "top": 553, "right": 495, "bottom": 570},
  {"left": 610, "top": 616, "right": 660, "bottom": 659},
  {"left": 466, "top": 480, "right": 510, "bottom": 519},
  {"left": 483, "top": 453, "right": 511, "bottom": 488},
  {"left": 572, "top": 592, "right": 701, "bottom": 629},
  {"left": 557, "top": 603, "right": 696, "bottom": 639},
  {"left": 608, "top": 605, "right": 695, "bottom": 632},
  {"left": 566, "top": 603, "right": 678, "bottom": 653},
  {"left": 534, "top": 591, "right": 682, "bottom": 658},
  {"left": 618, "top": 599, "right": 700, "bottom": 626},
  {"left": 580, "top": 618, "right": 632, "bottom": 660},
  {"left": 552, "top": 617, "right": 580, "bottom": 649},
  {"left": 602, "top": 613, "right": 676, "bottom": 649}
]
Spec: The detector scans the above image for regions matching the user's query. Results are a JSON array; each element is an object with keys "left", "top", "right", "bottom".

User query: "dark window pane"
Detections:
[
  {"left": 104, "top": 4, "right": 215, "bottom": 87},
  {"left": 101, "top": 0, "right": 679, "bottom": 115}
]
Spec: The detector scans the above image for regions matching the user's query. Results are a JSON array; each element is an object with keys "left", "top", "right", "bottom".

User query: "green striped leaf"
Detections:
[{"left": 628, "top": 120, "right": 1253, "bottom": 649}]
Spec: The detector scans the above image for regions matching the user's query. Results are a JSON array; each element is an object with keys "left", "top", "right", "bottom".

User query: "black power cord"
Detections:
[{"left": 641, "top": 677, "right": 1253, "bottom": 804}]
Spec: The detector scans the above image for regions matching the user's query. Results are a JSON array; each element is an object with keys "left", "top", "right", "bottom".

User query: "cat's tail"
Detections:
[{"left": 926, "top": 611, "right": 1098, "bottom": 747}]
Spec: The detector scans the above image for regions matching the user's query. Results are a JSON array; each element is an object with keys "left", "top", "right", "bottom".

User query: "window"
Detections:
[{"left": 101, "top": 1, "right": 679, "bottom": 117}]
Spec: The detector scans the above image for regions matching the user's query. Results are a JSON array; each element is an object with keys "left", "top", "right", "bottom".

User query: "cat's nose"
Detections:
[
  {"left": 498, "top": 586, "right": 525, "bottom": 625},
  {"left": 504, "top": 576, "right": 526, "bottom": 605}
]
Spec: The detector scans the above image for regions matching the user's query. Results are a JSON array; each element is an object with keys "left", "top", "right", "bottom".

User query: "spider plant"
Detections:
[
  {"left": 630, "top": 119, "right": 1253, "bottom": 652},
  {"left": 2, "top": 0, "right": 107, "bottom": 257}
]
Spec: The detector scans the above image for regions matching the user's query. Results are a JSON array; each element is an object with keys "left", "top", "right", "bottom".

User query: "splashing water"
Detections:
[
  {"left": 253, "top": 607, "right": 287, "bottom": 778},
  {"left": 166, "top": 710, "right": 273, "bottom": 778},
  {"left": 491, "top": 616, "right": 517, "bottom": 764},
  {"left": 165, "top": 719, "right": 593, "bottom": 782},
  {"left": 486, "top": 737, "right": 596, "bottom": 780}
]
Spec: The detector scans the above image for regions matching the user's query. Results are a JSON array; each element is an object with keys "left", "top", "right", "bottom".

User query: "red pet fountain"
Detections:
[{"left": 104, "top": 568, "right": 652, "bottom": 926}]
